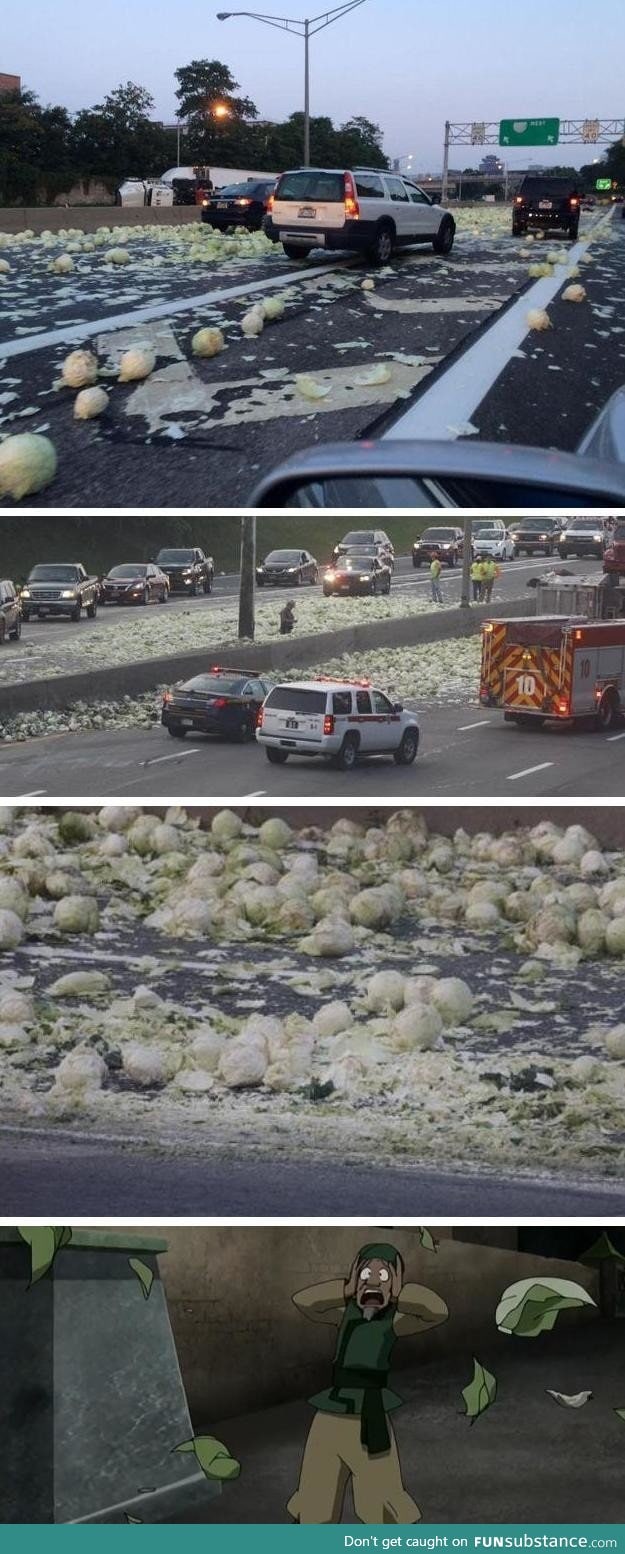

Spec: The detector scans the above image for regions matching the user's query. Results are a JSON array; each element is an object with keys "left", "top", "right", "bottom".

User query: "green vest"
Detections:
[{"left": 308, "top": 1301, "right": 403, "bottom": 1455}]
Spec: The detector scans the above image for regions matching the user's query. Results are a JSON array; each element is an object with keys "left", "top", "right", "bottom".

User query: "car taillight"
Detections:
[
  {"left": 257, "top": 706, "right": 264, "bottom": 728},
  {"left": 570, "top": 197, "right": 580, "bottom": 206},
  {"left": 556, "top": 697, "right": 570, "bottom": 716},
  {"left": 514, "top": 196, "right": 523, "bottom": 205},
  {"left": 344, "top": 173, "right": 360, "bottom": 220},
  {"left": 210, "top": 696, "right": 228, "bottom": 709},
  {"left": 323, "top": 714, "right": 335, "bottom": 735},
  {"left": 162, "top": 691, "right": 172, "bottom": 703}
]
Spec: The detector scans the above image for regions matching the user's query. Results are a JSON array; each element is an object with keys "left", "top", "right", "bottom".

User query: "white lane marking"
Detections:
[
  {"left": 241, "top": 790, "right": 267, "bottom": 798},
  {"left": 457, "top": 719, "right": 491, "bottom": 731},
  {"left": 139, "top": 748, "right": 201, "bottom": 767},
  {"left": 0, "top": 259, "right": 356, "bottom": 360},
  {"left": 507, "top": 762, "right": 554, "bottom": 782},
  {"left": 607, "top": 731, "right": 625, "bottom": 742},
  {"left": 384, "top": 215, "right": 613, "bottom": 440},
  {"left": 14, "top": 788, "right": 47, "bottom": 797}
]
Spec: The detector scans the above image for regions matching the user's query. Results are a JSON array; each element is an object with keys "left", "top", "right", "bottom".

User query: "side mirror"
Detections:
[
  {"left": 248, "top": 432, "right": 625, "bottom": 509},
  {"left": 393, "top": 701, "right": 403, "bottom": 713}
]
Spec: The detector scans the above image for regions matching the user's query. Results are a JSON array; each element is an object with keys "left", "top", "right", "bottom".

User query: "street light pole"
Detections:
[
  {"left": 441, "top": 119, "right": 451, "bottom": 206},
  {"left": 303, "top": 18, "right": 310, "bottom": 165},
  {"left": 217, "top": 3, "right": 367, "bottom": 166}
]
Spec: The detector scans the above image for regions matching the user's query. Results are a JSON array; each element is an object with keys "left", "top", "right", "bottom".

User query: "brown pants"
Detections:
[{"left": 287, "top": 1411, "right": 421, "bottom": 1525}]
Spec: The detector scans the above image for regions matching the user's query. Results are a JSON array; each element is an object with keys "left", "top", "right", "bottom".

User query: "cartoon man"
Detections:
[{"left": 287, "top": 1241, "right": 448, "bottom": 1525}]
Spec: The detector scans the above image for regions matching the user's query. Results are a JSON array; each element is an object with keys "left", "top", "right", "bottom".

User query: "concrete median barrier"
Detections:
[
  {"left": 0, "top": 207, "right": 200, "bottom": 235},
  {"left": 0, "top": 595, "right": 529, "bottom": 719}
]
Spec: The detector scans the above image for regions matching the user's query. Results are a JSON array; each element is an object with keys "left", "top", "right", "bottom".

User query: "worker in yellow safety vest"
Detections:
[
  {"left": 470, "top": 556, "right": 484, "bottom": 602},
  {"left": 482, "top": 557, "right": 497, "bottom": 603}
]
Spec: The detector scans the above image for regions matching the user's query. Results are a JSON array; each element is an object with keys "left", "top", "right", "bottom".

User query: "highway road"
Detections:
[
  {"left": 1, "top": 1128, "right": 622, "bottom": 1215},
  {"left": 3, "top": 696, "right": 623, "bottom": 798},
  {"left": 1, "top": 211, "right": 623, "bottom": 507},
  {"left": 5, "top": 549, "right": 550, "bottom": 653}
]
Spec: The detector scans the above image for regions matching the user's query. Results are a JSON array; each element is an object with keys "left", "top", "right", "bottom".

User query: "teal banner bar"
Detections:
[{"left": 2, "top": 1529, "right": 625, "bottom": 1551}]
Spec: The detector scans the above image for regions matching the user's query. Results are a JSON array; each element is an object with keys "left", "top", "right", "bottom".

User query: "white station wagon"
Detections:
[
  {"left": 256, "top": 677, "right": 420, "bottom": 770},
  {"left": 265, "top": 166, "right": 456, "bottom": 265}
]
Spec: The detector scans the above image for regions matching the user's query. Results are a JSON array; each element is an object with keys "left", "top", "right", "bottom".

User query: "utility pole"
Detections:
[
  {"left": 238, "top": 515, "right": 256, "bottom": 639},
  {"left": 460, "top": 516, "right": 473, "bottom": 609}
]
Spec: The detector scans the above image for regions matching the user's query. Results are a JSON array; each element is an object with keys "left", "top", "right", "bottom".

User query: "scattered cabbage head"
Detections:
[
  {"left": 0, "top": 909, "right": 24, "bottom": 949},
  {"left": 61, "top": 349, "right": 98, "bottom": 388},
  {"left": 53, "top": 895, "right": 100, "bottom": 934},
  {"left": 0, "top": 433, "right": 57, "bottom": 499},
  {"left": 74, "top": 386, "right": 109, "bottom": 420}
]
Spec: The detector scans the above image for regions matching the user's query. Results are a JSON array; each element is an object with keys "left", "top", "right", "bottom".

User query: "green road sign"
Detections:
[
  {"left": 499, "top": 117, "right": 560, "bottom": 147},
  {"left": 596, "top": 178, "right": 612, "bottom": 190}
]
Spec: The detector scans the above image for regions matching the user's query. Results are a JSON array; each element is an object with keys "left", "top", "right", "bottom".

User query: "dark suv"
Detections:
[
  {"left": 0, "top": 579, "right": 21, "bottom": 642},
  {"left": 332, "top": 528, "right": 394, "bottom": 568},
  {"left": 512, "top": 177, "right": 581, "bottom": 239},
  {"left": 413, "top": 526, "right": 463, "bottom": 568},
  {"left": 508, "top": 517, "right": 563, "bottom": 556},
  {"left": 155, "top": 548, "right": 214, "bottom": 595}
]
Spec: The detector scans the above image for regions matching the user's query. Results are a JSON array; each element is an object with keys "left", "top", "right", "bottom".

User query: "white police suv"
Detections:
[{"left": 256, "top": 677, "right": 420, "bottom": 770}]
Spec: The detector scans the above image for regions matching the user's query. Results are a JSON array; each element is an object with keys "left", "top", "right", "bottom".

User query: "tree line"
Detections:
[{"left": 0, "top": 60, "right": 388, "bottom": 205}]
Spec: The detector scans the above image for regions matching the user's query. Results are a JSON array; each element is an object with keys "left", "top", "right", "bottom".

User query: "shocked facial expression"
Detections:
[{"left": 355, "top": 1257, "right": 393, "bottom": 1320}]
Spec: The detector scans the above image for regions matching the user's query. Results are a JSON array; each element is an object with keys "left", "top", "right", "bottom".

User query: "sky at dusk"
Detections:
[{"left": 3, "top": 0, "right": 624, "bottom": 172}]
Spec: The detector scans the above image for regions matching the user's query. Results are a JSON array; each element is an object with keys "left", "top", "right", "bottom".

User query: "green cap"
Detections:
[{"left": 357, "top": 1242, "right": 402, "bottom": 1267}]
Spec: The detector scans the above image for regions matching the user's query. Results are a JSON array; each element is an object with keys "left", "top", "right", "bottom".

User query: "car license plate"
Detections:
[
  {"left": 298, "top": 206, "right": 316, "bottom": 218},
  {"left": 285, "top": 718, "right": 299, "bottom": 730},
  {"left": 217, "top": 201, "right": 227, "bottom": 208},
  {"left": 539, "top": 200, "right": 553, "bottom": 209},
  {"left": 180, "top": 717, "right": 194, "bottom": 726}
]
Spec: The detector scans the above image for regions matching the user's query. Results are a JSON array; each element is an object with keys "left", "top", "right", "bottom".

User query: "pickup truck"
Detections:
[
  {"left": 154, "top": 547, "right": 215, "bottom": 595},
  {"left": 20, "top": 563, "right": 99, "bottom": 621}
]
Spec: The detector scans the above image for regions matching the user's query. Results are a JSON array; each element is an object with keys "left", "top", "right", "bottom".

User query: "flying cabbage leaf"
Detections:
[
  {"left": 128, "top": 1257, "right": 154, "bottom": 1299},
  {"left": 173, "top": 1435, "right": 241, "bottom": 1482},
  {"left": 461, "top": 1357, "right": 497, "bottom": 1424},
  {"left": 18, "top": 1225, "right": 72, "bottom": 1286},
  {"left": 496, "top": 1277, "right": 596, "bottom": 1339},
  {"left": 417, "top": 1227, "right": 439, "bottom": 1254}
]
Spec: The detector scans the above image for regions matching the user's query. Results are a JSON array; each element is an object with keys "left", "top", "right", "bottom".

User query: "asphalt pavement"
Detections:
[
  {"left": 2, "top": 1129, "right": 622, "bottom": 1215},
  {"left": 4, "top": 699, "right": 622, "bottom": 798},
  {"left": 2, "top": 212, "right": 620, "bottom": 507}
]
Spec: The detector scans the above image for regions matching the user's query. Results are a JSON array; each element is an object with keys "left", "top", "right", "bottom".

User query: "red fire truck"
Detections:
[{"left": 479, "top": 575, "right": 625, "bottom": 730}]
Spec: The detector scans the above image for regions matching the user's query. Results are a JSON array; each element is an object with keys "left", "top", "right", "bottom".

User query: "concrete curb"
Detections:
[{"left": 0, "top": 595, "right": 530, "bottom": 718}]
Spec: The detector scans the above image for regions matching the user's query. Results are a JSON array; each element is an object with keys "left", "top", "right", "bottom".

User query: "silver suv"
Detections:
[
  {"left": 266, "top": 166, "right": 456, "bottom": 265},
  {"left": 256, "top": 677, "right": 420, "bottom": 770}
]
